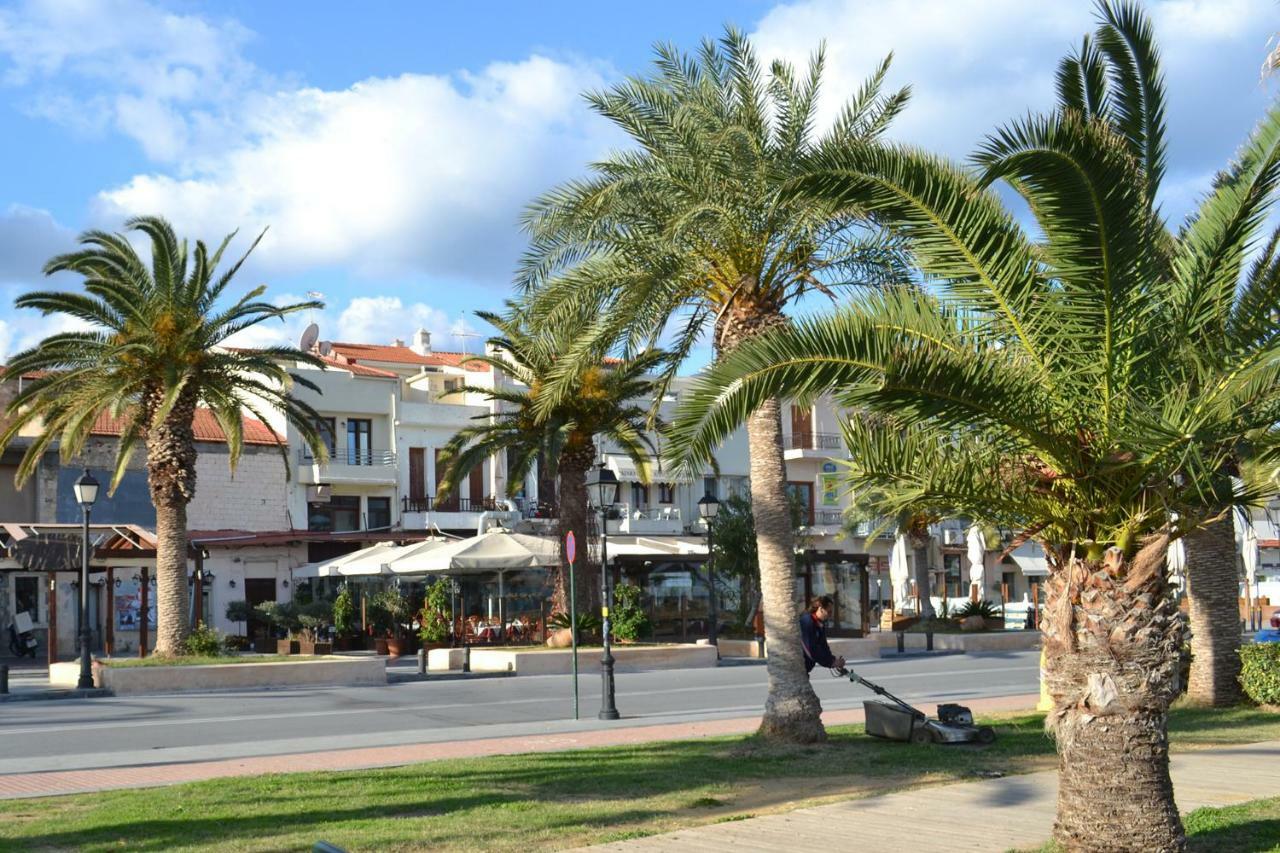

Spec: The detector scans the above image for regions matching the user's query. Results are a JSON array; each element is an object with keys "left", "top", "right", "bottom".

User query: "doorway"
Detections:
[{"left": 244, "top": 578, "right": 276, "bottom": 651}]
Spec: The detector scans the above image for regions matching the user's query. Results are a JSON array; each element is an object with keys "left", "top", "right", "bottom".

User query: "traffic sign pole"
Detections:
[{"left": 567, "top": 531, "right": 579, "bottom": 720}]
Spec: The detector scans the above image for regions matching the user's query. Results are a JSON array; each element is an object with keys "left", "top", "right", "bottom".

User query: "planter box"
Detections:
[
  {"left": 299, "top": 641, "right": 332, "bottom": 656},
  {"left": 717, "top": 637, "right": 881, "bottom": 662},
  {"left": 51, "top": 657, "right": 386, "bottom": 696},
  {"left": 277, "top": 639, "right": 301, "bottom": 655},
  {"left": 430, "top": 643, "right": 717, "bottom": 674},
  {"left": 876, "top": 630, "right": 1042, "bottom": 653}
]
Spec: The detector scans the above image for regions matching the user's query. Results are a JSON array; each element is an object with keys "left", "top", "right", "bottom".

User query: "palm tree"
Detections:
[
  {"left": 518, "top": 28, "right": 910, "bottom": 743},
  {"left": 663, "top": 4, "right": 1280, "bottom": 847},
  {"left": 2, "top": 216, "right": 330, "bottom": 656},
  {"left": 434, "top": 309, "right": 666, "bottom": 614}
]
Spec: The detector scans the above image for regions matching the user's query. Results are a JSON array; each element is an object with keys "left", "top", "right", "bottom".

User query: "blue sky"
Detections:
[{"left": 0, "top": 0, "right": 1276, "bottom": 366}]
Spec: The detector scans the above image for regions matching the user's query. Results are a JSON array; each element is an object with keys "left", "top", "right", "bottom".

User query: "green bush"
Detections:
[
  {"left": 955, "top": 599, "right": 1001, "bottom": 620},
  {"left": 223, "top": 635, "right": 250, "bottom": 652},
  {"left": 1241, "top": 644, "right": 1280, "bottom": 705},
  {"left": 548, "top": 611, "right": 602, "bottom": 641},
  {"left": 182, "top": 622, "right": 224, "bottom": 657},
  {"left": 610, "top": 583, "right": 649, "bottom": 641},
  {"left": 419, "top": 578, "right": 452, "bottom": 644},
  {"left": 332, "top": 585, "right": 355, "bottom": 637}
]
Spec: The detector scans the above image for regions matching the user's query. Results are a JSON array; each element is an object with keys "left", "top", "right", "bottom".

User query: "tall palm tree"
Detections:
[
  {"left": 2, "top": 216, "right": 330, "bottom": 656},
  {"left": 664, "top": 4, "right": 1280, "bottom": 846},
  {"left": 434, "top": 310, "right": 666, "bottom": 613},
  {"left": 518, "top": 28, "right": 910, "bottom": 743}
]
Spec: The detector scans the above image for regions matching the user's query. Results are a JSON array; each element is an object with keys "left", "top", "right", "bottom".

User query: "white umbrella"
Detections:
[
  {"left": 294, "top": 542, "right": 402, "bottom": 578},
  {"left": 1244, "top": 522, "right": 1260, "bottom": 588},
  {"left": 890, "top": 533, "right": 911, "bottom": 611},
  {"left": 1166, "top": 538, "right": 1186, "bottom": 587},
  {"left": 966, "top": 525, "right": 987, "bottom": 596},
  {"left": 385, "top": 530, "right": 559, "bottom": 575}
]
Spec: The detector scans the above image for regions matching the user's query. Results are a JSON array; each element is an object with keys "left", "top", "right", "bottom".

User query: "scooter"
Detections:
[
  {"left": 8, "top": 622, "right": 38, "bottom": 658},
  {"left": 836, "top": 666, "right": 996, "bottom": 745}
]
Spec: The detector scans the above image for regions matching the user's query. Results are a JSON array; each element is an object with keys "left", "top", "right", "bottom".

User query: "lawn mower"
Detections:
[{"left": 835, "top": 667, "right": 996, "bottom": 746}]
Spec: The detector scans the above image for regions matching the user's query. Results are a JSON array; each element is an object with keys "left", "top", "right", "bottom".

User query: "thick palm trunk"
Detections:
[
  {"left": 554, "top": 439, "right": 595, "bottom": 618},
  {"left": 910, "top": 532, "right": 935, "bottom": 619},
  {"left": 719, "top": 298, "right": 824, "bottom": 743},
  {"left": 146, "top": 391, "right": 198, "bottom": 657},
  {"left": 1184, "top": 515, "right": 1244, "bottom": 706},
  {"left": 1043, "top": 538, "right": 1186, "bottom": 852}
]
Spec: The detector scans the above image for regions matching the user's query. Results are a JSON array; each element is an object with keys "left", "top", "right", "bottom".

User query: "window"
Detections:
[
  {"left": 14, "top": 575, "right": 43, "bottom": 626},
  {"left": 367, "top": 496, "right": 391, "bottom": 529},
  {"left": 942, "top": 553, "right": 964, "bottom": 598},
  {"left": 786, "top": 481, "right": 814, "bottom": 525},
  {"left": 703, "top": 477, "right": 719, "bottom": 499},
  {"left": 308, "top": 495, "right": 361, "bottom": 532},
  {"left": 631, "top": 483, "right": 649, "bottom": 508},
  {"left": 314, "top": 417, "right": 336, "bottom": 458},
  {"left": 347, "top": 419, "right": 372, "bottom": 465},
  {"left": 658, "top": 483, "right": 675, "bottom": 504}
]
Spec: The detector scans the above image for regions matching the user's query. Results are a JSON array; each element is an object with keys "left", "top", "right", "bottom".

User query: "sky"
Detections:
[{"left": 0, "top": 0, "right": 1276, "bottom": 368}]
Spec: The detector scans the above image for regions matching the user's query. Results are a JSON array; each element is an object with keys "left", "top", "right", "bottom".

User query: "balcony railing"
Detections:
[
  {"left": 401, "top": 496, "right": 505, "bottom": 513},
  {"left": 815, "top": 509, "right": 844, "bottom": 526},
  {"left": 300, "top": 449, "right": 396, "bottom": 466},
  {"left": 786, "top": 432, "right": 843, "bottom": 451},
  {"left": 850, "top": 518, "right": 895, "bottom": 538}
]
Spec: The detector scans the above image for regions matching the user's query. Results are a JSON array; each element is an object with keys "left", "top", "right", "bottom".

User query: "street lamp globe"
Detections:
[
  {"left": 73, "top": 469, "right": 99, "bottom": 508},
  {"left": 585, "top": 463, "right": 619, "bottom": 509},
  {"left": 697, "top": 493, "right": 720, "bottom": 521}
]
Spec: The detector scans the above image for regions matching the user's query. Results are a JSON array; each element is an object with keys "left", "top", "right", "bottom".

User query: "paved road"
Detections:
[{"left": 0, "top": 651, "right": 1038, "bottom": 775}]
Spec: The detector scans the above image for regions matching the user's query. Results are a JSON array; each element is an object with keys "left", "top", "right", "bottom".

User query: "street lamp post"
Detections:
[
  {"left": 697, "top": 493, "right": 720, "bottom": 649},
  {"left": 586, "top": 463, "right": 620, "bottom": 720},
  {"left": 73, "top": 469, "right": 99, "bottom": 688}
]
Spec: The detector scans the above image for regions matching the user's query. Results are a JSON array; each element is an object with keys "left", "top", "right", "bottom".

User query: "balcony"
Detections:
[
  {"left": 784, "top": 431, "right": 844, "bottom": 460},
  {"left": 296, "top": 448, "right": 398, "bottom": 486},
  {"left": 849, "top": 518, "right": 895, "bottom": 539},
  {"left": 813, "top": 509, "right": 845, "bottom": 527},
  {"left": 400, "top": 495, "right": 516, "bottom": 532},
  {"left": 401, "top": 496, "right": 505, "bottom": 513},
  {"left": 605, "top": 504, "right": 683, "bottom": 536}
]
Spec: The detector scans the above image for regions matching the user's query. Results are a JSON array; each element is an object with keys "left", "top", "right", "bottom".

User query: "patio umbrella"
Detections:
[
  {"left": 294, "top": 542, "right": 402, "bottom": 578},
  {"left": 889, "top": 533, "right": 911, "bottom": 612},
  {"left": 965, "top": 525, "right": 986, "bottom": 598},
  {"left": 1234, "top": 509, "right": 1260, "bottom": 605},
  {"left": 1166, "top": 537, "right": 1186, "bottom": 590},
  {"left": 385, "top": 530, "right": 559, "bottom": 574}
]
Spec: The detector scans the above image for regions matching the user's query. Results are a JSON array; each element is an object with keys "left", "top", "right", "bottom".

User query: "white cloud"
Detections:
[
  {"left": 94, "top": 56, "right": 615, "bottom": 282},
  {"left": 0, "top": 204, "right": 75, "bottom": 285},
  {"left": 0, "top": 0, "right": 261, "bottom": 161}
]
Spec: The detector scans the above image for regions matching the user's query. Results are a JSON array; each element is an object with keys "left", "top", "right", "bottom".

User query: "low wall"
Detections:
[
  {"left": 430, "top": 643, "right": 717, "bottom": 675},
  {"left": 50, "top": 657, "right": 386, "bottom": 696},
  {"left": 876, "top": 631, "right": 1042, "bottom": 652},
  {"left": 717, "top": 637, "right": 881, "bottom": 661}
]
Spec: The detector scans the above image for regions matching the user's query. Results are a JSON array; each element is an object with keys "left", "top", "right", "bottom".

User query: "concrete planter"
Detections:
[
  {"left": 50, "top": 656, "right": 386, "bottom": 696},
  {"left": 429, "top": 643, "right": 717, "bottom": 674},
  {"left": 717, "top": 636, "right": 881, "bottom": 662},
  {"left": 876, "top": 630, "right": 1042, "bottom": 653}
]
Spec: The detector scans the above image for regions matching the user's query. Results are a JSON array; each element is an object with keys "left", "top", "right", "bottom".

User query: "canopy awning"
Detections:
[
  {"left": 294, "top": 542, "right": 404, "bottom": 578},
  {"left": 385, "top": 530, "right": 559, "bottom": 575},
  {"left": 604, "top": 453, "right": 694, "bottom": 484},
  {"left": 1009, "top": 542, "right": 1050, "bottom": 577}
]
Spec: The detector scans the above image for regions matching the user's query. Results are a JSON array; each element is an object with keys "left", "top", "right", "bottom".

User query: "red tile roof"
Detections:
[
  {"left": 327, "top": 342, "right": 491, "bottom": 372},
  {"left": 318, "top": 355, "right": 399, "bottom": 378},
  {"left": 91, "top": 409, "right": 284, "bottom": 446}
]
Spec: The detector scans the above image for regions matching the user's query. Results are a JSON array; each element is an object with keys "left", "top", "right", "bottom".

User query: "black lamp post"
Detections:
[
  {"left": 586, "top": 462, "right": 620, "bottom": 720},
  {"left": 697, "top": 493, "right": 720, "bottom": 648},
  {"left": 73, "top": 469, "right": 99, "bottom": 688}
]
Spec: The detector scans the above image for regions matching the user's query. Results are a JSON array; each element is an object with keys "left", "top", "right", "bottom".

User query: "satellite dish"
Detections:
[
  {"left": 318, "top": 341, "right": 332, "bottom": 356},
  {"left": 299, "top": 322, "right": 320, "bottom": 352}
]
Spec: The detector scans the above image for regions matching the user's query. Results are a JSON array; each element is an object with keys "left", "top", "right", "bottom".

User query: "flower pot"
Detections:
[
  {"left": 386, "top": 637, "right": 406, "bottom": 658},
  {"left": 374, "top": 638, "right": 389, "bottom": 655},
  {"left": 277, "top": 639, "right": 301, "bottom": 655},
  {"left": 299, "top": 641, "right": 333, "bottom": 656},
  {"left": 332, "top": 636, "right": 357, "bottom": 652}
]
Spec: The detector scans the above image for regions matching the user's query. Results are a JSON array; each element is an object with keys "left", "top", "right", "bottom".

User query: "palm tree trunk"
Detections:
[
  {"left": 1185, "top": 514, "right": 1244, "bottom": 706},
  {"left": 718, "top": 298, "right": 824, "bottom": 743},
  {"left": 146, "top": 392, "right": 198, "bottom": 657},
  {"left": 1043, "top": 539, "right": 1186, "bottom": 851},
  {"left": 555, "top": 439, "right": 595, "bottom": 617}
]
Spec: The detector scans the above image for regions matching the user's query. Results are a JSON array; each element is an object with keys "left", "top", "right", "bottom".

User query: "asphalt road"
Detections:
[{"left": 0, "top": 651, "right": 1039, "bottom": 775}]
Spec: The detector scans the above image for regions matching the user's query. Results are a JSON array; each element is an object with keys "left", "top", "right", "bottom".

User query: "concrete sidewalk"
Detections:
[
  {"left": 585, "top": 740, "right": 1280, "bottom": 852},
  {"left": 0, "top": 692, "right": 1039, "bottom": 800}
]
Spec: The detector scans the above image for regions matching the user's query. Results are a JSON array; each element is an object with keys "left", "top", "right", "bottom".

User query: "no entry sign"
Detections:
[{"left": 565, "top": 530, "right": 576, "bottom": 564}]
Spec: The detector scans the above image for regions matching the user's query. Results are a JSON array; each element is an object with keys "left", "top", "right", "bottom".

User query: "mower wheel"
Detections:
[
  {"left": 910, "top": 727, "right": 934, "bottom": 745},
  {"left": 975, "top": 726, "right": 996, "bottom": 745}
]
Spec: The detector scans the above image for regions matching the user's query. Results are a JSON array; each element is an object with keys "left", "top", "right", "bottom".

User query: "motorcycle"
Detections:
[{"left": 7, "top": 620, "right": 38, "bottom": 659}]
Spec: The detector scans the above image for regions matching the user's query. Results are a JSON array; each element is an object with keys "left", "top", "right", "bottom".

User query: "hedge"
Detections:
[{"left": 1241, "top": 643, "right": 1280, "bottom": 705}]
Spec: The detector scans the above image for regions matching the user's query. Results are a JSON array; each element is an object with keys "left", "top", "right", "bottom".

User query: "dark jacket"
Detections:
[{"left": 799, "top": 611, "right": 835, "bottom": 673}]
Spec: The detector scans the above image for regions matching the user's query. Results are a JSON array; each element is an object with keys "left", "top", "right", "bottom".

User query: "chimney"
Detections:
[
  {"left": 392, "top": 338, "right": 405, "bottom": 348},
  {"left": 411, "top": 328, "right": 432, "bottom": 356}
]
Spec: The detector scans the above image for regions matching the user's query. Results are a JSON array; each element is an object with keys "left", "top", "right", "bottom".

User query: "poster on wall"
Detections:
[
  {"left": 115, "top": 582, "right": 156, "bottom": 630},
  {"left": 820, "top": 473, "right": 841, "bottom": 507}
]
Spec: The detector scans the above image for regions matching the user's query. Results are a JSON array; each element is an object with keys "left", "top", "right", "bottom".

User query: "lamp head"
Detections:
[
  {"left": 585, "top": 463, "right": 620, "bottom": 509},
  {"left": 697, "top": 492, "right": 720, "bottom": 520},
  {"left": 73, "top": 468, "right": 100, "bottom": 508}
]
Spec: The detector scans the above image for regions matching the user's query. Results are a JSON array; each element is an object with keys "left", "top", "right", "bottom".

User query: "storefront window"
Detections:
[
  {"left": 14, "top": 575, "right": 43, "bottom": 625},
  {"left": 308, "top": 496, "right": 361, "bottom": 532},
  {"left": 367, "top": 497, "right": 391, "bottom": 529}
]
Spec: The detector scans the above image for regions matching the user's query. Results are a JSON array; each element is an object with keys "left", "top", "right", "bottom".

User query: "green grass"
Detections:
[
  {"left": 0, "top": 706, "right": 1275, "bottom": 852},
  {"left": 101, "top": 655, "right": 319, "bottom": 668},
  {"left": 1027, "top": 795, "right": 1280, "bottom": 852}
]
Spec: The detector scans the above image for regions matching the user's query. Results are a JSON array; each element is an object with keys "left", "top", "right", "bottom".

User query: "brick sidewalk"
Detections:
[{"left": 0, "top": 692, "right": 1039, "bottom": 800}]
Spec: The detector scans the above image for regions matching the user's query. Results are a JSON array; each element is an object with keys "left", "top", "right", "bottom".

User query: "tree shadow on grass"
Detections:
[{"left": 1189, "top": 818, "right": 1280, "bottom": 852}]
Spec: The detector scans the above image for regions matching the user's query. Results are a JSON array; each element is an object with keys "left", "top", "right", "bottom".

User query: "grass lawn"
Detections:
[
  {"left": 1031, "top": 794, "right": 1280, "bottom": 852},
  {"left": 0, "top": 706, "right": 1275, "bottom": 852},
  {"left": 100, "top": 655, "right": 321, "bottom": 668}
]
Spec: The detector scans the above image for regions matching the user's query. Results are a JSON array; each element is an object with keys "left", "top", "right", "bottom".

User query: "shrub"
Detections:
[
  {"left": 332, "top": 585, "right": 355, "bottom": 637},
  {"left": 225, "top": 599, "right": 252, "bottom": 628},
  {"left": 255, "top": 601, "right": 298, "bottom": 637},
  {"left": 223, "top": 635, "right": 250, "bottom": 652},
  {"left": 610, "top": 583, "right": 649, "bottom": 641},
  {"left": 418, "top": 578, "right": 452, "bottom": 645},
  {"left": 955, "top": 599, "right": 1001, "bottom": 620},
  {"left": 182, "top": 622, "right": 224, "bottom": 657},
  {"left": 1240, "top": 643, "right": 1280, "bottom": 705},
  {"left": 548, "top": 611, "right": 602, "bottom": 641}
]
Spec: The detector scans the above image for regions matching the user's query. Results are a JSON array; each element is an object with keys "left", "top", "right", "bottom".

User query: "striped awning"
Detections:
[{"left": 604, "top": 454, "right": 694, "bottom": 484}]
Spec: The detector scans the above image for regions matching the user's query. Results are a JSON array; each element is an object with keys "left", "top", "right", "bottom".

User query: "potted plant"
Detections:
[
  {"left": 369, "top": 588, "right": 412, "bottom": 655},
  {"left": 954, "top": 599, "right": 1004, "bottom": 632},
  {"left": 256, "top": 601, "right": 300, "bottom": 654},
  {"left": 297, "top": 600, "right": 334, "bottom": 655},
  {"left": 610, "top": 583, "right": 649, "bottom": 643},
  {"left": 331, "top": 583, "right": 357, "bottom": 651},
  {"left": 417, "top": 578, "right": 452, "bottom": 653},
  {"left": 225, "top": 599, "right": 252, "bottom": 652}
]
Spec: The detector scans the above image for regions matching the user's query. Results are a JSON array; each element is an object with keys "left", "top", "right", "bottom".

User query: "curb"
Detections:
[{"left": 0, "top": 687, "right": 111, "bottom": 703}]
